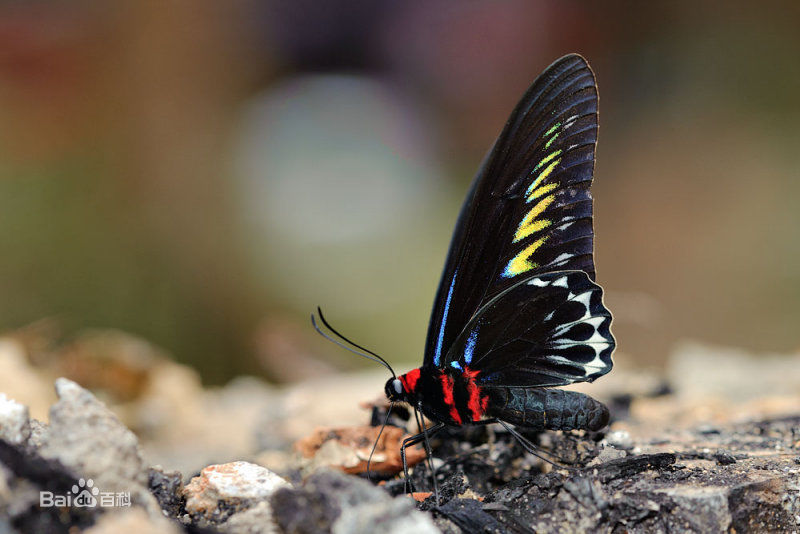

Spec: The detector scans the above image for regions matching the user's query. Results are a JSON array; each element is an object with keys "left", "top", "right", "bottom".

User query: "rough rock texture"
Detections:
[
  {"left": 483, "top": 447, "right": 800, "bottom": 533},
  {"left": 0, "top": 436, "right": 103, "bottom": 532},
  {"left": 183, "top": 461, "right": 289, "bottom": 522},
  {"left": 270, "top": 469, "right": 439, "bottom": 534},
  {"left": 0, "top": 379, "right": 170, "bottom": 532},
  {"left": 38, "top": 378, "right": 148, "bottom": 491},
  {"left": 1, "top": 333, "right": 800, "bottom": 533},
  {"left": 377, "top": 396, "right": 800, "bottom": 533},
  {"left": 220, "top": 501, "right": 280, "bottom": 534},
  {"left": 148, "top": 466, "right": 184, "bottom": 518},
  {"left": 0, "top": 393, "right": 31, "bottom": 445}
]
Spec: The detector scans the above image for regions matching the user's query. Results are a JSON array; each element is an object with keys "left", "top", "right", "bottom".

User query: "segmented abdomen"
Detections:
[{"left": 486, "top": 387, "right": 609, "bottom": 431}]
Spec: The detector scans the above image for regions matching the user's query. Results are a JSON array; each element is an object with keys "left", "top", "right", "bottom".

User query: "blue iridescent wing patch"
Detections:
[{"left": 443, "top": 270, "right": 614, "bottom": 387}]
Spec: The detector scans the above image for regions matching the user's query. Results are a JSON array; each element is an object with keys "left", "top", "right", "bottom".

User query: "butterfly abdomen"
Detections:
[{"left": 486, "top": 387, "right": 609, "bottom": 431}]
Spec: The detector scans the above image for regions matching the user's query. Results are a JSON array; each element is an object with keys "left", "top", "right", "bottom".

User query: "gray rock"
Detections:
[
  {"left": 0, "top": 462, "right": 40, "bottom": 520},
  {"left": 587, "top": 445, "right": 627, "bottom": 466},
  {"left": 221, "top": 501, "right": 280, "bottom": 534},
  {"left": 0, "top": 440, "right": 101, "bottom": 530},
  {"left": 271, "top": 469, "right": 439, "bottom": 534},
  {"left": 652, "top": 486, "right": 730, "bottom": 532},
  {"left": 0, "top": 393, "right": 30, "bottom": 446},
  {"left": 38, "top": 378, "right": 148, "bottom": 491},
  {"left": 148, "top": 466, "right": 183, "bottom": 518},
  {"left": 36, "top": 378, "right": 164, "bottom": 522},
  {"left": 488, "top": 449, "right": 800, "bottom": 533},
  {"left": 26, "top": 419, "right": 48, "bottom": 450},
  {"left": 334, "top": 496, "right": 440, "bottom": 534}
]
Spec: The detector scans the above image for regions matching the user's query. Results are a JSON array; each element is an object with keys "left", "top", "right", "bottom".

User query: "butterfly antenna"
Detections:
[
  {"left": 312, "top": 307, "right": 396, "bottom": 377},
  {"left": 366, "top": 402, "right": 394, "bottom": 484}
]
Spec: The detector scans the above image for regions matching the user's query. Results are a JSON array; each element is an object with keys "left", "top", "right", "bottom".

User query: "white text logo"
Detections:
[{"left": 39, "top": 478, "right": 131, "bottom": 508}]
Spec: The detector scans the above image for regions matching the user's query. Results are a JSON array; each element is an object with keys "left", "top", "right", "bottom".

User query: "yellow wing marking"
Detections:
[
  {"left": 503, "top": 236, "right": 549, "bottom": 277},
  {"left": 513, "top": 195, "right": 556, "bottom": 243},
  {"left": 533, "top": 150, "right": 561, "bottom": 173},
  {"left": 526, "top": 160, "right": 560, "bottom": 199},
  {"left": 502, "top": 126, "right": 564, "bottom": 279},
  {"left": 527, "top": 181, "right": 558, "bottom": 202},
  {"left": 525, "top": 151, "right": 562, "bottom": 197}
]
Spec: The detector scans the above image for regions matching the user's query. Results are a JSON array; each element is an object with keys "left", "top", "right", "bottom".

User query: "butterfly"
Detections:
[{"left": 314, "top": 53, "right": 615, "bottom": 489}]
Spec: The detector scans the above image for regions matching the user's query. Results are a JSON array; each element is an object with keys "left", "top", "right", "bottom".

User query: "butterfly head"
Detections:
[
  {"left": 385, "top": 368, "right": 421, "bottom": 404},
  {"left": 384, "top": 377, "right": 405, "bottom": 402}
]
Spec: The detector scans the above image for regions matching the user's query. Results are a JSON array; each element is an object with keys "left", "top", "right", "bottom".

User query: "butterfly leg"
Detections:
[
  {"left": 400, "top": 427, "right": 442, "bottom": 494},
  {"left": 416, "top": 408, "right": 442, "bottom": 505},
  {"left": 497, "top": 420, "right": 578, "bottom": 472},
  {"left": 400, "top": 418, "right": 445, "bottom": 498}
]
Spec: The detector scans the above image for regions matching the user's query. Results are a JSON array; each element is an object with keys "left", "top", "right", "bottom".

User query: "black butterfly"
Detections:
[{"left": 314, "top": 53, "right": 614, "bottom": 488}]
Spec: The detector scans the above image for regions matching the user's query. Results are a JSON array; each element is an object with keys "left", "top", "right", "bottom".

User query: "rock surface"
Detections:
[
  {"left": 0, "top": 393, "right": 30, "bottom": 445},
  {"left": 38, "top": 378, "right": 148, "bottom": 491},
  {"left": 219, "top": 501, "right": 280, "bottom": 534},
  {"left": 270, "top": 469, "right": 440, "bottom": 534},
  {"left": 1, "top": 332, "right": 800, "bottom": 533},
  {"left": 183, "top": 461, "right": 289, "bottom": 522}
]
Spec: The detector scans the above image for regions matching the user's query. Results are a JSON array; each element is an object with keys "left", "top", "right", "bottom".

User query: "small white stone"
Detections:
[
  {"left": 0, "top": 393, "right": 30, "bottom": 445},
  {"left": 587, "top": 445, "right": 627, "bottom": 466},
  {"left": 184, "top": 461, "right": 290, "bottom": 518},
  {"left": 604, "top": 430, "right": 633, "bottom": 449}
]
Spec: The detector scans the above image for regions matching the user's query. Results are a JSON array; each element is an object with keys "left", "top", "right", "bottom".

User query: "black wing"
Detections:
[
  {"left": 425, "top": 54, "right": 601, "bottom": 368},
  {"left": 444, "top": 271, "right": 614, "bottom": 387}
]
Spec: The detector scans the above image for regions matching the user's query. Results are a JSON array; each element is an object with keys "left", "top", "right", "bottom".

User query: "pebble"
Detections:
[
  {"left": 587, "top": 445, "right": 627, "bottom": 466},
  {"left": 0, "top": 393, "right": 30, "bottom": 445},
  {"left": 183, "top": 461, "right": 290, "bottom": 520},
  {"left": 604, "top": 429, "right": 633, "bottom": 449}
]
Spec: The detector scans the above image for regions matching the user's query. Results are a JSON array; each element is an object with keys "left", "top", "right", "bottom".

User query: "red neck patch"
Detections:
[{"left": 399, "top": 368, "right": 421, "bottom": 393}]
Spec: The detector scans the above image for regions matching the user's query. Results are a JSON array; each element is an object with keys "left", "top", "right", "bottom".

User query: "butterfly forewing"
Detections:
[
  {"left": 424, "top": 54, "right": 601, "bottom": 369},
  {"left": 443, "top": 271, "right": 614, "bottom": 387}
]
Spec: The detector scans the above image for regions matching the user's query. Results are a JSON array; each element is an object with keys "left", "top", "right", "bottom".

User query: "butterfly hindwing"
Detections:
[
  {"left": 424, "top": 54, "right": 601, "bottom": 369},
  {"left": 443, "top": 270, "right": 614, "bottom": 387}
]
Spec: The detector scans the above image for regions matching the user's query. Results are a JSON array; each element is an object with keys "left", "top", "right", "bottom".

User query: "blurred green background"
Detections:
[{"left": 1, "top": 1, "right": 799, "bottom": 384}]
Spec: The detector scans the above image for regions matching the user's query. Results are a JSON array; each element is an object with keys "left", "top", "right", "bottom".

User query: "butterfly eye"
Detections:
[{"left": 392, "top": 379, "right": 403, "bottom": 395}]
